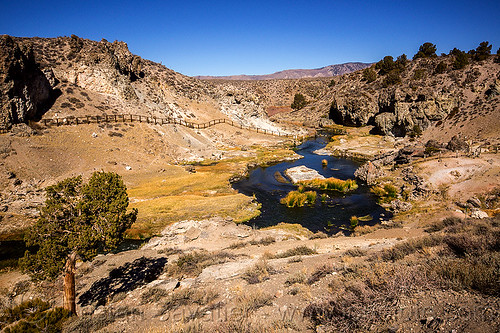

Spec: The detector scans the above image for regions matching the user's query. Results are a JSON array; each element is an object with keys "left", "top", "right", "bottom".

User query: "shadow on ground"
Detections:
[{"left": 78, "top": 257, "right": 168, "bottom": 307}]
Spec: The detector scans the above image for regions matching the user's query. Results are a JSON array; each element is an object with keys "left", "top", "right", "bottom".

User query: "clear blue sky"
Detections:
[{"left": 1, "top": 0, "right": 499, "bottom": 76}]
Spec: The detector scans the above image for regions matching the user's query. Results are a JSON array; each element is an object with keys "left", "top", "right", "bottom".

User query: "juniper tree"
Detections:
[
  {"left": 20, "top": 171, "right": 137, "bottom": 314},
  {"left": 291, "top": 93, "right": 307, "bottom": 110},
  {"left": 474, "top": 41, "right": 492, "bottom": 61},
  {"left": 362, "top": 67, "right": 377, "bottom": 83},
  {"left": 413, "top": 42, "right": 437, "bottom": 59}
]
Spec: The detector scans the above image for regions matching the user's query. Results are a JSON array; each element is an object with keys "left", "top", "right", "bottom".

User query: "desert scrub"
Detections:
[
  {"left": 165, "top": 251, "right": 237, "bottom": 278},
  {"left": 234, "top": 290, "right": 273, "bottom": 316},
  {"left": 307, "top": 264, "right": 334, "bottom": 285},
  {"left": 272, "top": 245, "right": 317, "bottom": 259},
  {"left": 227, "top": 236, "right": 275, "bottom": 249},
  {"left": 158, "top": 288, "right": 218, "bottom": 315},
  {"left": 298, "top": 177, "right": 358, "bottom": 193},
  {"left": 141, "top": 287, "right": 169, "bottom": 304},
  {"left": 370, "top": 183, "right": 398, "bottom": 203},
  {"left": 285, "top": 272, "right": 307, "bottom": 286},
  {"left": 344, "top": 248, "right": 367, "bottom": 257},
  {"left": 280, "top": 190, "right": 317, "bottom": 207},
  {"left": 242, "top": 260, "right": 276, "bottom": 284},
  {"left": 249, "top": 236, "right": 276, "bottom": 246},
  {"left": 380, "top": 235, "right": 443, "bottom": 261},
  {"left": 0, "top": 299, "right": 71, "bottom": 332}
]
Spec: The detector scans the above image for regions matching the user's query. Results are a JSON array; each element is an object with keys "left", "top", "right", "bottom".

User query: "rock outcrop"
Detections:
[
  {"left": 330, "top": 86, "right": 458, "bottom": 136},
  {"left": 273, "top": 54, "right": 499, "bottom": 141},
  {"left": 354, "top": 161, "right": 386, "bottom": 185},
  {"left": 0, "top": 35, "right": 57, "bottom": 129},
  {"left": 59, "top": 35, "right": 143, "bottom": 100}
]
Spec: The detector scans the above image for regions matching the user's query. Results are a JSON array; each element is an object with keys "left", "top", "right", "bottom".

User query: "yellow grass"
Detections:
[
  {"left": 126, "top": 164, "right": 262, "bottom": 238},
  {"left": 298, "top": 177, "right": 358, "bottom": 193}
]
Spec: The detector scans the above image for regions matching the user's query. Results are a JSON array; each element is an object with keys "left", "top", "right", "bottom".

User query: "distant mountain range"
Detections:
[{"left": 195, "top": 62, "right": 372, "bottom": 81}]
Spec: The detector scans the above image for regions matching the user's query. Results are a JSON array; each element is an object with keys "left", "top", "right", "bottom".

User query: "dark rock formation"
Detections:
[
  {"left": 330, "top": 87, "right": 458, "bottom": 136},
  {"left": 446, "top": 135, "right": 469, "bottom": 152},
  {"left": 0, "top": 35, "right": 57, "bottom": 129}
]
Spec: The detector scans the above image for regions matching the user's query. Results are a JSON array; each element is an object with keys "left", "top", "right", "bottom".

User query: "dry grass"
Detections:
[
  {"left": 165, "top": 251, "right": 237, "bottom": 278},
  {"left": 128, "top": 193, "right": 260, "bottom": 237},
  {"left": 284, "top": 272, "right": 307, "bottom": 286},
  {"left": 126, "top": 160, "right": 264, "bottom": 237},
  {"left": 272, "top": 246, "right": 317, "bottom": 259},
  {"left": 241, "top": 260, "right": 276, "bottom": 284},
  {"left": 158, "top": 288, "right": 219, "bottom": 315},
  {"left": 233, "top": 290, "right": 273, "bottom": 316}
]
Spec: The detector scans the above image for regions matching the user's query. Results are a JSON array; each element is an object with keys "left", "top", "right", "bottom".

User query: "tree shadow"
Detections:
[{"left": 78, "top": 257, "right": 167, "bottom": 307}]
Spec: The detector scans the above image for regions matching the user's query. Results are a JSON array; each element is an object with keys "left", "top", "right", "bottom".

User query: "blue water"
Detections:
[{"left": 232, "top": 137, "right": 390, "bottom": 234}]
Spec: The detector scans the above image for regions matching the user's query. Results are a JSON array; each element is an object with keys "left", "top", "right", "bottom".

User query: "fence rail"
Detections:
[{"left": 37, "top": 114, "right": 300, "bottom": 139}]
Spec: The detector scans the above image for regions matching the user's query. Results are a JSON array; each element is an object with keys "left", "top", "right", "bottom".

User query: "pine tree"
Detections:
[{"left": 20, "top": 171, "right": 137, "bottom": 314}]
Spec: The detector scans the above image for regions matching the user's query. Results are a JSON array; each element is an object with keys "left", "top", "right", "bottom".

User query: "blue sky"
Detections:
[{"left": 1, "top": 0, "right": 499, "bottom": 76}]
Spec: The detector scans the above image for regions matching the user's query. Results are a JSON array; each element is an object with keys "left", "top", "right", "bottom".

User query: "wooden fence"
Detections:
[{"left": 39, "top": 114, "right": 301, "bottom": 139}]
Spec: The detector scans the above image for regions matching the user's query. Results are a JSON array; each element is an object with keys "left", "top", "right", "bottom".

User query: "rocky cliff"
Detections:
[{"left": 0, "top": 36, "right": 58, "bottom": 130}]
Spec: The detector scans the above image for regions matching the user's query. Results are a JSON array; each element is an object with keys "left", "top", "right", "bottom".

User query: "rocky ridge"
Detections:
[
  {"left": 274, "top": 55, "right": 500, "bottom": 141},
  {"left": 0, "top": 35, "right": 288, "bottom": 134}
]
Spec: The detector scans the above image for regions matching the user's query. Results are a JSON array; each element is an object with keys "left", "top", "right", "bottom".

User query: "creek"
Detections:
[{"left": 232, "top": 137, "right": 390, "bottom": 234}]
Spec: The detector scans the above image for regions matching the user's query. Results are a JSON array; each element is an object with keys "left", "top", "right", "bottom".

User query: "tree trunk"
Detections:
[{"left": 63, "top": 251, "right": 77, "bottom": 315}]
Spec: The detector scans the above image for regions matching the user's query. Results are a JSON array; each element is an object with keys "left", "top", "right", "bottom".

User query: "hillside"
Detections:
[
  {"left": 0, "top": 34, "right": 304, "bottom": 237},
  {"left": 0, "top": 36, "right": 499, "bottom": 333},
  {"left": 0, "top": 35, "right": 298, "bottom": 134},
  {"left": 195, "top": 62, "right": 371, "bottom": 80},
  {"left": 273, "top": 53, "right": 500, "bottom": 143}
]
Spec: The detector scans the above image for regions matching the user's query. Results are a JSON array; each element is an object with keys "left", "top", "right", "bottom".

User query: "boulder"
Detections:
[
  {"left": 470, "top": 209, "right": 488, "bottom": 219},
  {"left": 466, "top": 197, "right": 482, "bottom": 208},
  {"left": 390, "top": 199, "right": 413, "bottom": 213},
  {"left": 285, "top": 165, "right": 325, "bottom": 183},
  {"left": 354, "top": 161, "right": 386, "bottom": 185},
  {"left": 446, "top": 135, "right": 469, "bottom": 152}
]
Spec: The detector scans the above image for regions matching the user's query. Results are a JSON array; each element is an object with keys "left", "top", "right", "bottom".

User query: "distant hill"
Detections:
[{"left": 195, "top": 62, "right": 372, "bottom": 80}]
